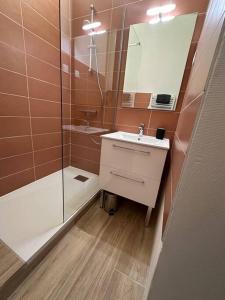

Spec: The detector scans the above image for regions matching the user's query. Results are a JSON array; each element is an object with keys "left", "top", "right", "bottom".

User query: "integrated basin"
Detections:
[{"left": 101, "top": 131, "right": 170, "bottom": 150}]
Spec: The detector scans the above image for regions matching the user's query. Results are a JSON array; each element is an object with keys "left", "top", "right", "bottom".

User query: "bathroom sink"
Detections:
[
  {"left": 101, "top": 131, "right": 170, "bottom": 150},
  {"left": 63, "top": 125, "right": 109, "bottom": 135}
]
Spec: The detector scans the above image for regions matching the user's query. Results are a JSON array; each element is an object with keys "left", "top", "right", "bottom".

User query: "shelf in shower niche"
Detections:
[{"left": 79, "top": 109, "right": 97, "bottom": 117}]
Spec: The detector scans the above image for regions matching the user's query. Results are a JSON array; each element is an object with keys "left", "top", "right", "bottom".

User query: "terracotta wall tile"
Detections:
[
  {"left": 114, "top": 124, "right": 141, "bottom": 134},
  {"left": 63, "top": 131, "right": 70, "bottom": 145},
  {"left": 62, "top": 72, "right": 70, "bottom": 89},
  {"left": 33, "top": 132, "right": 62, "bottom": 151},
  {"left": 62, "top": 88, "right": 71, "bottom": 104},
  {"left": 28, "top": 78, "right": 61, "bottom": 102},
  {"left": 72, "top": 57, "right": 89, "bottom": 73},
  {"left": 71, "top": 90, "right": 87, "bottom": 105},
  {"left": 186, "top": 42, "right": 198, "bottom": 69},
  {"left": 22, "top": 0, "right": 59, "bottom": 28},
  {"left": 176, "top": 95, "right": 202, "bottom": 154},
  {"left": 175, "top": 92, "right": 185, "bottom": 112},
  {"left": 0, "top": 42, "right": 26, "bottom": 75},
  {"left": 72, "top": 72, "right": 87, "bottom": 90},
  {"left": 0, "top": 117, "right": 31, "bottom": 138},
  {"left": 111, "top": 6, "right": 126, "bottom": 30},
  {"left": 0, "top": 0, "right": 64, "bottom": 195},
  {"left": 31, "top": 118, "right": 61, "bottom": 134},
  {"left": 71, "top": 144, "right": 100, "bottom": 162},
  {"left": 0, "top": 13, "right": 24, "bottom": 50},
  {"left": 162, "top": 169, "right": 172, "bottom": 230},
  {"left": 116, "top": 108, "right": 150, "bottom": 127},
  {"left": 112, "top": 0, "right": 137, "bottom": 8},
  {"left": 0, "top": 169, "right": 35, "bottom": 196},
  {"left": 71, "top": 132, "right": 101, "bottom": 150},
  {"left": 62, "top": 104, "right": 71, "bottom": 119},
  {"left": 63, "top": 144, "right": 70, "bottom": 157},
  {"left": 0, "top": 136, "right": 33, "bottom": 159},
  {"left": 147, "top": 129, "right": 175, "bottom": 142},
  {"left": 86, "top": 90, "right": 103, "bottom": 106},
  {"left": 24, "top": 30, "right": 60, "bottom": 67},
  {"left": 72, "top": 105, "right": 103, "bottom": 122},
  {"left": 0, "top": 153, "right": 33, "bottom": 178},
  {"left": 35, "top": 158, "right": 62, "bottom": 179},
  {"left": 0, "top": 94, "right": 29, "bottom": 117},
  {"left": 71, "top": 156, "right": 99, "bottom": 174},
  {"left": 171, "top": 137, "right": 185, "bottom": 198},
  {"left": 27, "top": 55, "right": 60, "bottom": 86},
  {"left": 30, "top": 99, "right": 61, "bottom": 117},
  {"left": 104, "top": 107, "right": 116, "bottom": 124},
  {"left": 71, "top": 0, "right": 112, "bottom": 19},
  {"left": 34, "top": 146, "right": 62, "bottom": 166},
  {"left": 22, "top": 2, "right": 60, "bottom": 48},
  {"left": 105, "top": 91, "right": 118, "bottom": 107},
  {"left": 150, "top": 111, "right": 179, "bottom": 132},
  {"left": 0, "top": 0, "right": 22, "bottom": 24},
  {"left": 0, "top": 68, "right": 27, "bottom": 96}
]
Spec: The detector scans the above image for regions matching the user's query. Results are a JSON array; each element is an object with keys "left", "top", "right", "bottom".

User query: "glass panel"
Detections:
[{"left": 61, "top": 1, "right": 122, "bottom": 221}]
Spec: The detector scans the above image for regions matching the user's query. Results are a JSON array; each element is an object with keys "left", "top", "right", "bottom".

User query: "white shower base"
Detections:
[{"left": 0, "top": 166, "right": 99, "bottom": 261}]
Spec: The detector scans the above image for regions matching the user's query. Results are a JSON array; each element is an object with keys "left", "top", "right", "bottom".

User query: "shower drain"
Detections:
[{"left": 74, "top": 175, "right": 89, "bottom": 182}]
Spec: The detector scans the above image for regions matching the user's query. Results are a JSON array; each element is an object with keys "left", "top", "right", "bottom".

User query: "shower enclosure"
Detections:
[
  {"left": 0, "top": 0, "right": 122, "bottom": 273},
  {"left": 61, "top": 2, "right": 123, "bottom": 221}
]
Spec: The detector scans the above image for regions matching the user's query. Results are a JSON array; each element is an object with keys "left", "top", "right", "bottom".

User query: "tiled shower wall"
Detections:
[
  {"left": 163, "top": 0, "right": 225, "bottom": 227},
  {"left": 0, "top": 0, "right": 65, "bottom": 196},
  {"left": 70, "top": 0, "right": 208, "bottom": 174}
]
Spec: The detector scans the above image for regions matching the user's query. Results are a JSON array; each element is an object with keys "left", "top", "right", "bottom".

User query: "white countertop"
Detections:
[{"left": 101, "top": 131, "right": 170, "bottom": 150}]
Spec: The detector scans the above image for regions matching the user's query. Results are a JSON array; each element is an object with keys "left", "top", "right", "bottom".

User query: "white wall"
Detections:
[
  {"left": 148, "top": 18, "right": 225, "bottom": 300},
  {"left": 123, "top": 13, "right": 197, "bottom": 97}
]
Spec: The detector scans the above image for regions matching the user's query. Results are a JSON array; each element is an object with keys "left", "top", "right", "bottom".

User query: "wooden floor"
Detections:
[
  {"left": 9, "top": 200, "right": 154, "bottom": 300},
  {"left": 0, "top": 241, "right": 23, "bottom": 289}
]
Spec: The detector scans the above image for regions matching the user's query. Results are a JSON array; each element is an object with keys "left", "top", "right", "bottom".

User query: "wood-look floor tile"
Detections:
[
  {"left": 0, "top": 240, "right": 23, "bottom": 288},
  {"left": 9, "top": 200, "right": 154, "bottom": 300}
]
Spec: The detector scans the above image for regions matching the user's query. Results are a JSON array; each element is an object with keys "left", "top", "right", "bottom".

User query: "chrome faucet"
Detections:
[{"left": 138, "top": 123, "right": 145, "bottom": 138}]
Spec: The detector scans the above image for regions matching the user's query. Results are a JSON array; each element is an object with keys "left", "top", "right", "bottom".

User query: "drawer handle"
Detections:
[
  {"left": 112, "top": 144, "right": 150, "bottom": 155},
  {"left": 110, "top": 171, "right": 145, "bottom": 184}
]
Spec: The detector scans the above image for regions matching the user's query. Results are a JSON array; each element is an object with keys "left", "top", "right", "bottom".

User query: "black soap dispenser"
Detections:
[{"left": 156, "top": 128, "right": 165, "bottom": 140}]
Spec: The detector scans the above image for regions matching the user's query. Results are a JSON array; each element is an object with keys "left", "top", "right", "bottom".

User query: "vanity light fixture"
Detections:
[
  {"left": 149, "top": 14, "right": 175, "bottom": 24},
  {"left": 88, "top": 29, "right": 106, "bottom": 36},
  {"left": 146, "top": 3, "right": 176, "bottom": 16},
  {"left": 148, "top": 3, "right": 176, "bottom": 24}
]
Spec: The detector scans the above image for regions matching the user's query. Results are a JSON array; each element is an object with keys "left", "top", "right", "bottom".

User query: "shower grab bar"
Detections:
[
  {"left": 112, "top": 144, "right": 150, "bottom": 155},
  {"left": 110, "top": 171, "right": 145, "bottom": 184}
]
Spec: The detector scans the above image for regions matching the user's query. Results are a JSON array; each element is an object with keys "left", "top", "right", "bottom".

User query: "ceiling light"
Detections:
[
  {"left": 82, "top": 21, "right": 101, "bottom": 31},
  {"left": 88, "top": 29, "right": 106, "bottom": 36},
  {"left": 146, "top": 3, "right": 176, "bottom": 16}
]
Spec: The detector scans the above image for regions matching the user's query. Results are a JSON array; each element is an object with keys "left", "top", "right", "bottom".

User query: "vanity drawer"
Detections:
[
  {"left": 99, "top": 165, "right": 160, "bottom": 207},
  {"left": 100, "top": 139, "right": 167, "bottom": 181}
]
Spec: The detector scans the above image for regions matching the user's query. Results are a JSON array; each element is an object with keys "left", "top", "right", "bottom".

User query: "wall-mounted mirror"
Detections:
[{"left": 121, "top": 13, "right": 197, "bottom": 110}]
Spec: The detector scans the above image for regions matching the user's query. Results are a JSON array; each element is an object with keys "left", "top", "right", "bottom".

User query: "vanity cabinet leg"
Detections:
[
  {"left": 145, "top": 207, "right": 152, "bottom": 227},
  {"left": 100, "top": 190, "right": 104, "bottom": 208}
]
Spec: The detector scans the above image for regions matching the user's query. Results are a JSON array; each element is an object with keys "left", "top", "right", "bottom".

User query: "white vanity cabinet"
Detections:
[{"left": 99, "top": 131, "right": 169, "bottom": 225}]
